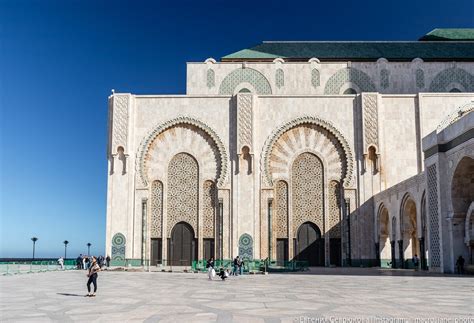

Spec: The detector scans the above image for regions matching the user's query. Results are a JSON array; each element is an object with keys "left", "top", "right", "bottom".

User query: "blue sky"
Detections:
[{"left": 1, "top": 0, "right": 473, "bottom": 258}]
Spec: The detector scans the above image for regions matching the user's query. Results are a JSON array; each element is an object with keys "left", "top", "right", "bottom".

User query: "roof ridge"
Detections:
[{"left": 261, "top": 41, "right": 473, "bottom": 43}]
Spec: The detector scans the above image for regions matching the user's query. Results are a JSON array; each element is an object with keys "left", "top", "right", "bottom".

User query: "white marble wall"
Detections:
[
  {"left": 106, "top": 87, "right": 474, "bottom": 266},
  {"left": 187, "top": 60, "right": 474, "bottom": 95}
]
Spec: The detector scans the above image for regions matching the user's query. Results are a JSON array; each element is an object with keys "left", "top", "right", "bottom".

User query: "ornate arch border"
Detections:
[
  {"left": 137, "top": 116, "right": 229, "bottom": 188},
  {"left": 261, "top": 115, "right": 355, "bottom": 188}
]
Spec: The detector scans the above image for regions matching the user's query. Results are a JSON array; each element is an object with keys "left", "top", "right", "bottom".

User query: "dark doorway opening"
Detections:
[
  {"left": 294, "top": 222, "right": 324, "bottom": 266},
  {"left": 151, "top": 238, "right": 162, "bottom": 266},
  {"left": 168, "top": 222, "right": 196, "bottom": 266},
  {"left": 330, "top": 238, "right": 341, "bottom": 266},
  {"left": 203, "top": 238, "right": 215, "bottom": 261},
  {"left": 276, "top": 238, "right": 289, "bottom": 266}
]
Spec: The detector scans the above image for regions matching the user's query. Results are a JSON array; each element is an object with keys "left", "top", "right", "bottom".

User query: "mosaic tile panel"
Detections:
[
  {"left": 150, "top": 180, "right": 163, "bottom": 238},
  {"left": 206, "top": 69, "right": 215, "bottom": 88},
  {"left": 167, "top": 153, "right": 198, "bottom": 236},
  {"left": 218, "top": 68, "right": 272, "bottom": 95},
  {"left": 292, "top": 153, "right": 324, "bottom": 235},
  {"left": 324, "top": 68, "right": 376, "bottom": 94},
  {"left": 429, "top": 67, "right": 474, "bottom": 92},
  {"left": 202, "top": 180, "right": 216, "bottom": 238},
  {"left": 416, "top": 69, "right": 425, "bottom": 89},
  {"left": 380, "top": 69, "right": 389, "bottom": 89},
  {"left": 311, "top": 68, "right": 320, "bottom": 88},
  {"left": 238, "top": 233, "right": 253, "bottom": 260},
  {"left": 427, "top": 164, "right": 441, "bottom": 268},
  {"left": 111, "top": 233, "right": 126, "bottom": 261},
  {"left": 275, "top": 180, "right": 288, "bottom": 238},
  {"left": 328, "top": 181, "right": 341, "bottom": 238},
  {"left": 276, "top": 68, "right": 284, "bottom": 88}
]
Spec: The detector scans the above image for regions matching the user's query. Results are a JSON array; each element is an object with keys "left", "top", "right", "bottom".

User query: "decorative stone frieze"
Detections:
[
  {"left": 237, "top": 93, "right": 253, "bottom": 151},
  {"left": 111, "top": 94, "right": 129, "bottom": 153}
]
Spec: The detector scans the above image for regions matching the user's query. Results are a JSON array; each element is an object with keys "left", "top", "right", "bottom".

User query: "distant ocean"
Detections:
[{"left": 0, "top": 258, "right": 73, "bottom": 262}]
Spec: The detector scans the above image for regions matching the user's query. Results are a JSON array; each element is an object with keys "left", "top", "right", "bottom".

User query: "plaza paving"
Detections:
[{"left": 0, "top": 269, "right": 473, "bottom": 322}]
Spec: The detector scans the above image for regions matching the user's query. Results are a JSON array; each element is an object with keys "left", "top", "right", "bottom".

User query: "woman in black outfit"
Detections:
[{"left": 86, "top": 257, "right": 100, "bottom": 297}]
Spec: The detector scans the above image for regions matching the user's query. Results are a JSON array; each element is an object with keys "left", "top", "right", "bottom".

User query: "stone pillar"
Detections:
[
  {"left": 398, "top": 240, "right": 404, "bottom": 268},
  {"left": 390, "top": 241, "right": 396, "bottom": 268},
  {"left": 235, "top": 93, "right": 257, "bottom": 259},
  {"left": 106, "top": 93, "right": 135, "bottom": 259}
]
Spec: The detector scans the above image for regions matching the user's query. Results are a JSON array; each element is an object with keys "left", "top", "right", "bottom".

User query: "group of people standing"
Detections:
[
  {"left": 76, "top": 254, "right": 110, "bottom": 270},
  {"left": 206, "top": 256, "right": 246, "bottom": 281}
]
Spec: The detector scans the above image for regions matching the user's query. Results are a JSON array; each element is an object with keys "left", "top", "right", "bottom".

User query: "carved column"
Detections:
[
  {"left": 235, "top": 93, "right": 257, "bottom": 258},
  {"left": 109, "top": 94, "right": 130, "bottom": 174},
  {"left": 361, "top": 93, "right": 381, "bottom": 175}
]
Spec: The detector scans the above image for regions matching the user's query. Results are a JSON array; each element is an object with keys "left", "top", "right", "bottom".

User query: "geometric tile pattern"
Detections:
[
  {"left": 218, "top": 68, "right": 272, "bottom": 95},
  {"left": 167, "top": 153, "right": 199, "bottom": 236},
  {"left": 274, "top": 180, "right": 288, "bottom": 238},
  {"left": 311, "top": 68, "right": 320, "bottom": 88},
  {"left": 292, "top": 153, "right": 324, "bottom": 235},
  {"left": 202, "top": 180, "right": 216, "bottom": 238},
  {"left": 429, "top": 67, "right": 474, "bottom": 92},
  {"left": 416, "top": 69, "right": 425, "bottom": 89},
  {"left": 111, "top": 232, "right": 126, "bottom": 261},
  {"left": 324, "top": 68, "right": 376, "bottom": 94},
  {"left": 380, "top": 69, "right": 389, "bottom": 89},
  {"left": 362, "top": 93, "right": 379, "bottom": 151},
  {"left": 237, "top": 93, "right": 253, "bottom": 150},
  {"left": 238, "top": 233, "right": 253, "bottom": 260},
  {"left": 276, "top": 68, "right": 284, "bottom": 89},
  {"left": 328, "top": 180, "right": 341, "bottom": 238},
  {"left": 150, "top": 180, "right": 163, "bottom": 238},
  {"left": 427, "top": 164, "right": 441, "bottom": 268},
  {"left": 206, "top": 69, "right": 215, "bottom": 89},
  {"left": 112, "top": 95, "right": 129, "bottom": 152}
]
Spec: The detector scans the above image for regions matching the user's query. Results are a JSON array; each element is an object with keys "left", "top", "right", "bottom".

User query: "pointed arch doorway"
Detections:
[
  {"left": 295, "top": 222, "right": 324, "bottom": 266},
  {"left": 168, "top": 222, "right": 197, "bottom": 266}
]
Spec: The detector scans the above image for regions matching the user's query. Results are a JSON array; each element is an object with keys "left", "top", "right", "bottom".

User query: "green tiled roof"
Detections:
[
  {"left": 419, "top": 29, "right": 474, "bottom": 41},
  {"left": 222, "top": 29, "right": 474, "bottom": 62}
]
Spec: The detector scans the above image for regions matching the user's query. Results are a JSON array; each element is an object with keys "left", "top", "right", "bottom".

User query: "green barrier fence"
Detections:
[
  {"left": 191, "top": 259, "right": 309, "bottom": 273},
  {"left": 0, "top": 260, "right": 78, "bottom": 275}
]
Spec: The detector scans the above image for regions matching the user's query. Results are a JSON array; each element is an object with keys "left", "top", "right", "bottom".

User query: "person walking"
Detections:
[
  {"left": 206, "top": 257, "right": 215, "bottom": 280},
  {"left": 76, "top": 254, "right": 83, "bottom": 269},
  {"left": 238, "top": 258, "right": 244, "bottom": 276},
  {"left": 412, "top": 254, "right": 419, "bottom": 270},
  {"left": 58, "top": 257, "right": 64, "bottom": 270},
  {"left": 106, "top": 255, "right": 111, "bottom": 268},
  {"left": 233, "top": 256, "right": 239, "bottom": 276},
  {"left": 456, "top": 255, "right": 465, "bottom": 274},
  {"left": 86, "top": 257, "right": 100, "bottom": 297}
]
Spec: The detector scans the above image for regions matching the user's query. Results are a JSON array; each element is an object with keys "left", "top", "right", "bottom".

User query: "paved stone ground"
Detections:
[{"left": 1, "top": 269, "right": 473, "bottom": 322}]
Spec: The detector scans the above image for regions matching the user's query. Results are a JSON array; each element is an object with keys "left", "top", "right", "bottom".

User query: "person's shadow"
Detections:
[{"left": 57, "top": 293, "right": 84, "bottom": 297}]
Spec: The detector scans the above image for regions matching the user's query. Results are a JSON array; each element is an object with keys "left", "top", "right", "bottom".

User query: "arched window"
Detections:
[
  {"left": 449, "top": 88, "right": 462, "bottom": 93},
  {"left": 276, "top": 68, "right": 284, "bottom": 88},
  {"left": 239, "top": 88, "right": 251, "bottom": 93},
  {"left": 311, "top": 68, "right": 320, "bottom": 87},
  {"left": 343, "top": 88, "right": 357, "bottom": 95}
]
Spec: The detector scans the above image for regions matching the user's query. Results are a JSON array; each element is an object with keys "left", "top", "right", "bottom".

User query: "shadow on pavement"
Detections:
[
  {"left": 57, "top": 293, "right": 85, "bottom": 297},
  {"left": 277, "top": 267, "right": 474, "bottom": 278}
]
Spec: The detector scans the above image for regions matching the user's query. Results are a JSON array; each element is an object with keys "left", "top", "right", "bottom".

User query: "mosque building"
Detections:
[{"left": 106, "top": 29, "right": 474, "bottom": 273}]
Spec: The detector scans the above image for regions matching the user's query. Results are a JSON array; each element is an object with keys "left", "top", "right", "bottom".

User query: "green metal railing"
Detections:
[
  {"left": 191, "top": 259, "right": 309, "bottom": 273},
  {"left": 266, "top": 259, "right": 309, "bottom": 272},
  {"left": 0, "top": 260, "right": 77, "bottom": 275},
  {"left": 192, "top": 259, "right": 266, "bottom": 273}
]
